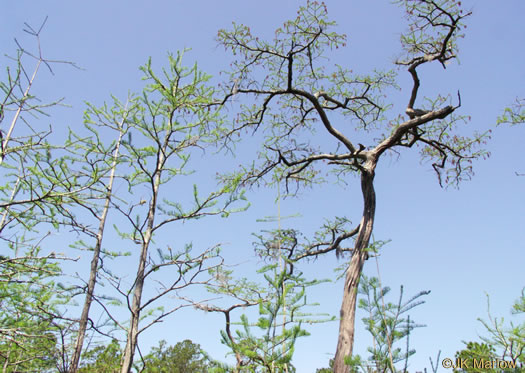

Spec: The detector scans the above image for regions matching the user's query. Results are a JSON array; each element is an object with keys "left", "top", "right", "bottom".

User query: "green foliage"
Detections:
[
  {"left": 0, "top": 3, "right": 509, "bottom": 372},
  {"left": 512, "top": 288, "right": 525, "bottom": 314},
  {"left": 216, "top": 0, "right": 489, "bottom": 193},
  {"left": 78, "top": 339, "right": 123, "bottom": 373},
  {"left": 498, "top": 98, "right": 525, "bottom": 126},
  {"left": 77, "top": 339, "right": 213, "bottom": 373},
  {"left": 219, "top": 262, "right": 312, "bottom": 372},
  {"left": 315, "top": 275, "right": 431, "bottom": 372},
  {"left": 216, "top": 1, "right": 395, "bottom": 191},
  {"left": 497, "top": 98, "right": 524, "bottom": 175},
  {"left": 348, "top": 275, "right": 430, "bottom": 372},
  {"left": 0, "top": 22, "right": 85, "bottom": 373},
  {"left": 141, "top": 339, "right": 210, "bottom": 373},
  {"left": 67, "top": 50, "right": 249, "bottom": 371},
  {"left": 216, "top": 4, "right": 491, "bottom": 370},
  {"left": 477, "top": 293, "right": 525, "bottom": 366},
  {"left": 207, "top": 228, "right": 333, "bottom": 372},
  {"left": 454, "top": 342, "right": 497, "bottom": 373},
  {"left": 394, "top": 0, "right": 468, "bottom": 62},
  {"left": 454, "top": 290, "right": 525, "bottom": 371},
  {"left": 0, "top": 21, "right": 89, "bottom": 237},
  {"left": 0, "top": 245, "right": 67, "bottom": 372}
]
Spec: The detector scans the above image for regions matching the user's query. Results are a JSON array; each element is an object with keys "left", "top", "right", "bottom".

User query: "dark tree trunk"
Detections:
[
  {"left": 120, "top": 159, "right": 160, "bottom": 373},
  {"left": 334, "top": 163, "right": 376, "bottom": 372},
  {"left": 120, "top": 228, "right": 153, "bottom": 373}
]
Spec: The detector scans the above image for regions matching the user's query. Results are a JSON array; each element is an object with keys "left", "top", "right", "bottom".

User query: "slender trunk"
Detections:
[
  {"left": 119, "top": 238, "right": 149, "bottom": 372},
  {"left": 69, "top": 132, "right": 124, "bottom": 372},
  {"left": 334, "top": 163, "right": 376, "bottom": 372},
  {"left": 120, "top": 154, "right": 163, "bottom": 373},
  {"left": 120, "top": 213, "right": 155, "bottom": 373}
]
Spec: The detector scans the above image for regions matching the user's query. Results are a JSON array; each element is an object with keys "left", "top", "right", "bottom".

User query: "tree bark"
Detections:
[
  {"left": 69, "top": 129, "right": 124, "bottom": 373},
  {"left": 333, "top": 162, "right": 376, "bottom": 372},
  {"left": 120, "top": 251, "right": 144, "bottom": 373},
  {"left": 120, "top": 149, "right": 161, "bottom": 373},
  {"left": 120, "top": 216, "right": 155, "bottom": 373}
]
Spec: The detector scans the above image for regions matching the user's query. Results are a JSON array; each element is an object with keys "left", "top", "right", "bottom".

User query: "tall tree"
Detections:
[
  {"left": 216, "top": 1, "right": 489, "bottom": 370},
  {"left": 65, "top": 97, "right": 135, "bottom": 373},
  {"left": 83, "top": 52, "right": 247, "bottom": 373}
]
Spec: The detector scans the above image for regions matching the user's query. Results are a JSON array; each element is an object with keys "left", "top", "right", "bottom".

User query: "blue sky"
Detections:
[{"left": 3, "top": 1, "right": 525, "bottom": 371}]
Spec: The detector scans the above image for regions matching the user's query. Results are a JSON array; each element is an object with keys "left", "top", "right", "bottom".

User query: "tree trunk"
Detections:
[
  {"left": 69, "top": 233, "right": 104, "bottom": 372},
  {"left": 120, "top": 281, "right": 141, "bottom": 372},
  {"left": 120, "top": 157, "right": 161, "bottom": 373},
  {"left": 120, "top": 226, "right": 153, "bottom": 373},
  {"left": 69, "top": 130, "right": 123, "bottom": 373},
  {"left": 333, "top": 164, "right": 376, "bottom": 372}
]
